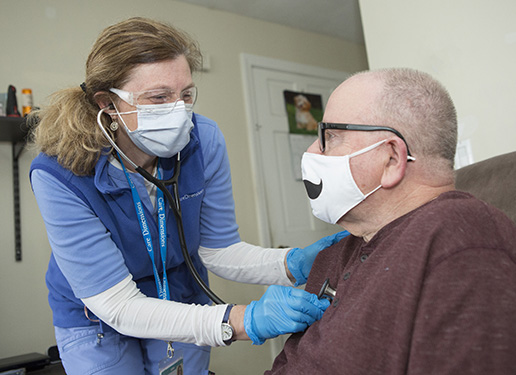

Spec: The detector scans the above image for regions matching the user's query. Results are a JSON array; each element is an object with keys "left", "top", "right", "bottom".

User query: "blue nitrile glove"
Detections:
[
  {"left": 243, "top": 285, "right": 330, "bottom": 345},
  {"left": 287, "top": 231, "right": 350, "bottom": 286}
]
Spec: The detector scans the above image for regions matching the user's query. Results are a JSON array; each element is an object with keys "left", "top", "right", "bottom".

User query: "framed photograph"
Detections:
[{"left": 283, "top": 90, "right": 323, "bottom": 135}]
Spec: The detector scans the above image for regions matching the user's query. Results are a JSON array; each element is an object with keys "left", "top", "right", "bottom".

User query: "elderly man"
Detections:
[{"left": 266, "top": 68, "right": 516, "bottom": 374}]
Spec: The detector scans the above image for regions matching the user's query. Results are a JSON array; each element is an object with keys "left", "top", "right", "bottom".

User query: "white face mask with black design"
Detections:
[{"left": 301, "top": 139, "right": 386, "bottom": 224}]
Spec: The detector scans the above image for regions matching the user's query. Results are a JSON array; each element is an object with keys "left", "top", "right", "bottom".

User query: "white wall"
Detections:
[
  {"left": 359, "top": 0, "right": 516, "bottom": 164},
  {"left": 0, "top": 1, "right": 367, "bottom": 373}
]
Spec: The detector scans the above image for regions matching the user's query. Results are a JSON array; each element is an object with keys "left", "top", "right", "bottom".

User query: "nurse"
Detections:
[{"left": 29, "top": 17, "right": 343, "bottom": 375}]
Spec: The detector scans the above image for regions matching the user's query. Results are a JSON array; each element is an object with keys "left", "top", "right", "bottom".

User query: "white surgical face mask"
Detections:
[
  {"left": 116, "top": 100, "right": 194, "bottom": 158},
  {"left": 301, "top": 139, "right": 386, "bottom": 224}
]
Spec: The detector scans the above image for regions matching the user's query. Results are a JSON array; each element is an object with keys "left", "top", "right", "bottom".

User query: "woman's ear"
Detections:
[
  {"left": 93, "top": 91, "right": 116, "bottom": 114},
  {"left": 380, "top": 137, "right": 409, "bottom": 188}
]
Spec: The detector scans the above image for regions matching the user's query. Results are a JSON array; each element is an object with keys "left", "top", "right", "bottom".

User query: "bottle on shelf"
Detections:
[{"left": 21, "top": 88, "right": 33, "bottom": 116}]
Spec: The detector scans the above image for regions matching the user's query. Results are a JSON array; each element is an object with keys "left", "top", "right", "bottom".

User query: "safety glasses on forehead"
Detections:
[
  {"left": 318, "top": 122, "right": 414, "bottom": 159},
  {"left": 109, "top": 86, "right": 197, "bottom": 106}
]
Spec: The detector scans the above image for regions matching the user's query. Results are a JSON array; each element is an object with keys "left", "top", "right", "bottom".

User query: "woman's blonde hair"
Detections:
[{"left": 30, "top": 17, "right": 202, "bottom": 175}]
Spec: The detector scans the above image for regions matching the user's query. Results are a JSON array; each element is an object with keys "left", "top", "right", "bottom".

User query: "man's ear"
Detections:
[
  {"left": 380, "top": 137, "right": 409, "bottom": 188},
  {"left": 93, "top": 91, "right": 116, "bottom": 114}
]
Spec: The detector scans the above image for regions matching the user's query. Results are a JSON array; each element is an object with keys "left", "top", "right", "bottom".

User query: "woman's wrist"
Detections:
[
  {"left": 228, "top": 305, "right": 250, "bottom": 341},
  {"left": 284, "top": 249, "right": 297, "bottom": 284}
]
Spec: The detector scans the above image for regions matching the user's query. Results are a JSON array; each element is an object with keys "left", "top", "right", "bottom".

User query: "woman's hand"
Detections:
[
  {"left": 236, "top": 285, "right": 330, "bottom": 345},
  {"left": 286, "top": 231, "right": 349, "bottom": 285}
]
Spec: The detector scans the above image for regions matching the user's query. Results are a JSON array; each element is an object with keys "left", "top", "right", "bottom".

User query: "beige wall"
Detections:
[
  {"left": 359, "top": 0, "right": 516, "bottom": 164},
  {"left": 0, "top": 0, "right": 367, "bottom": 373}
]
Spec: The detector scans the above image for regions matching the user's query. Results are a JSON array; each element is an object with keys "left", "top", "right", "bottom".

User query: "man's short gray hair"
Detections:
[{"left": 365, "top": 68, "right": 458, "bottom": 169}]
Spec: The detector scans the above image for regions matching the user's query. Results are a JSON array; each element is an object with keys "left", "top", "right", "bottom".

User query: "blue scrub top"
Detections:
[{"left": 30, "top": 113, "right": 241, "bottom": 328}]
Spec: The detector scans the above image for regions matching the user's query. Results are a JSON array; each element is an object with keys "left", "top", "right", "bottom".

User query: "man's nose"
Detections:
[{"left": 307, "top": 139, "right": 323, "bottom": 154}]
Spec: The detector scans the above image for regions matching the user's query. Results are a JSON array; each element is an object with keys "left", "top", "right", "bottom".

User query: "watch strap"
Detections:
[
  {"left": 222, "top": 304, "right": 235, "bottom": 345},
  {"left": 222, "top": 304, "right": 234, "bottom": 324}
]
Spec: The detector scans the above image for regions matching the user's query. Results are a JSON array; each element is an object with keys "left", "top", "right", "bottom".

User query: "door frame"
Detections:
[{"left": 240, "top": 53, "right": 349, "bottom": 247}]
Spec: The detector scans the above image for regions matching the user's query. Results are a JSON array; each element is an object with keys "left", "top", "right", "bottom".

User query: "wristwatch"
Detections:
[{"left": 221, "top": 304, "right": 235, "bottom": 345}]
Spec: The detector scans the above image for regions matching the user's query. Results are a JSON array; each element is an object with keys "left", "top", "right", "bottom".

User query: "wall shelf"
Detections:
[
  {"left": 0, "top": 116, "right": 29, "bottom": 143},
  {"left": 0, "top": 116, "right": 29, "bottom": 261}
]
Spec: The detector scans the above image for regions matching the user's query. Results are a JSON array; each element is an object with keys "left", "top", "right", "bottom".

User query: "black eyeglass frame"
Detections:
[{"left": 318, "top": 122, "right": 414, "bottom": 158}]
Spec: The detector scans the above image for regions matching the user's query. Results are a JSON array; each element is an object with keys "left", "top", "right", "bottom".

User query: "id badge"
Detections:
[{"left": 159, "top": 347, "right": 184, "bottom": 375}]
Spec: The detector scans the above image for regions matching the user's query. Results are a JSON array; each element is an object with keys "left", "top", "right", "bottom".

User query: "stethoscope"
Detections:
[
  {"left": 97, "top": 107, "right": 226, "bottom": 305},
  {"left": 98, "top": 106, "right": 336, "bottom": 307},
  {"left": 318, "top": 278, "right": 336, "bottom": 302}
]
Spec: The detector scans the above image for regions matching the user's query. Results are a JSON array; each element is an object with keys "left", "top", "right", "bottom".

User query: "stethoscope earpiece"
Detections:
[{"left": 318, "top": 278, "right": 336, "bottom": 302}]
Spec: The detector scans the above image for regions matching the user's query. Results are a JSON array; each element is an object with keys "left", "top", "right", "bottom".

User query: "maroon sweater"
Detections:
[{"left": 267, "top": 191, "right": 516, "bottom": 374}]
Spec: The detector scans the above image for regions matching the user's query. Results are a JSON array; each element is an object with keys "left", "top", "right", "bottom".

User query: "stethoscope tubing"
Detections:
[
  {"left": 97, "top": 107, "right": 226, "bottom": 305},
  {"left": 135, "top": 159, "right": 226, "bottom": 305}
]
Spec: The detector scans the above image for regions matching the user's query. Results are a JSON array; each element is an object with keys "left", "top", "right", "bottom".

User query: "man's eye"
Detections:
[{"left": 325, "top": 131, "right": 336, "bottom": 141}]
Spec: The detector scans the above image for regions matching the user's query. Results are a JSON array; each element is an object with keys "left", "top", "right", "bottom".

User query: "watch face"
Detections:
[{"left": 222, "top": 323, "right": 234, "bottom": 341}]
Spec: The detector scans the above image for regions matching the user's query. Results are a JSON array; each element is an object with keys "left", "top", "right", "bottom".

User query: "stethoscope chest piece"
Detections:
[{"left": 318, "top": 278, "right": 336, "bottom": 302}]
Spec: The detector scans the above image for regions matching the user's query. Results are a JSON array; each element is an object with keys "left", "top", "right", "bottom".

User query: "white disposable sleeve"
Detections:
[
  {"left": 198, "top": 241, "right": 293, "bottom": 286},
  {"left": 82, "top": 275, "right": 228, "bottom": 347}
]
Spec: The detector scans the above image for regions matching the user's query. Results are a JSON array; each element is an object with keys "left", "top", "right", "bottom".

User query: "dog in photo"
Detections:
[{"left": 294, "top": 94, "right": 318, "bottom": 131}]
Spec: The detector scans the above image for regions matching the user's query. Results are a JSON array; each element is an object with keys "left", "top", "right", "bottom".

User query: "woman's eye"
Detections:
[
  {"left": 148, "top": 94, "right": 170, "bottom": 104},
  {"left": 155, "top": 95, "right": 167, "bottom": 101},
  {"left": 181, "top": 91, "right": 194, "bottom": 102},
  {"left": 139, "top": 90, "right": 174, "bottom": 104}
]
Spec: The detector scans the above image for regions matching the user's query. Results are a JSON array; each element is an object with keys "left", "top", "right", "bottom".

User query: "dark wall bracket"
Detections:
[{"left": 0, "top": 117, "right": 29, "bottom": 261}]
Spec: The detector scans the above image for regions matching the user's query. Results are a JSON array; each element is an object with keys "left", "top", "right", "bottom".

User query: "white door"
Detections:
[{"left": 241, "top": 54, "right": 349, "bottom": 249}]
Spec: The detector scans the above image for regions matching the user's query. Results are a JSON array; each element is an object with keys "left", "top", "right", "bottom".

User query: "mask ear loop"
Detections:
[
  {"left": 350, "top": 139, "right": 417, "bottom": 162},
  {"left": 348, "top": 139, "right": 387, "bottom": 198},
  {"left": 349, "top": 139, "right": 388, "bottom": 158},
  {"left": 109, "top": 100, "right": 136, "bottom": 132},
  {"left": 96, "top": 107, "right": 139, "bottom": 170}
]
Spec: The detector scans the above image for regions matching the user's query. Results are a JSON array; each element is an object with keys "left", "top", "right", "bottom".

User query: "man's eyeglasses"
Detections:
[{"left": 318, "top": 122, "right": 414, "bottom": 159}]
